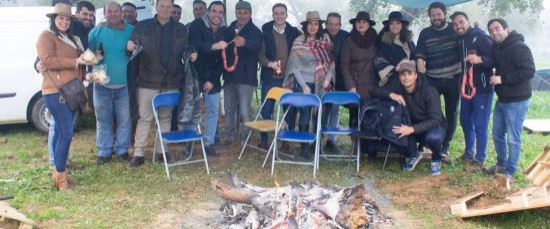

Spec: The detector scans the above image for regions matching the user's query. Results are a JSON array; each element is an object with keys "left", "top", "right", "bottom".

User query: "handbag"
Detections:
[{"left": 47, "top": 73, "right": 87, "bottom": 111}]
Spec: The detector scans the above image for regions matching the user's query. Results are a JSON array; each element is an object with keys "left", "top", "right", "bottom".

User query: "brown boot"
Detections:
[{"left": 55, "top": 171, "right": 70, "bottom": 191}]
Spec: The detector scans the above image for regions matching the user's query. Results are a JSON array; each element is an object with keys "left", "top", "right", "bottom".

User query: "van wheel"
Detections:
[{"left": 30, "top": 96, "right": 80, "bottom": 134}]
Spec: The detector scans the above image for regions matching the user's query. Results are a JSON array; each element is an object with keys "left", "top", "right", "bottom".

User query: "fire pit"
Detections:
[{"left": 211, "top": 173, "right": 394, "bottom": 228}]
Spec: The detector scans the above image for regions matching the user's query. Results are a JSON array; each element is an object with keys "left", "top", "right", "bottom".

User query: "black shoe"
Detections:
[
  {"left": 130, "top": 156, "right": 144, "bottom": 167},
  {"left": 300, "top": 143, "right": 311, "bottom": 159},
  {"left": 118, "top": 153, "right": 131, "bottom": 162},
  {"left": 440, "top": 145, "right": 452, "bottom": 163},
  {"left": 96, "top": 156, "right": 110, "bottom": 165},
  {"left": 205, "top": 145, "right": 219, "bottom": 157},
  {"left": 325, "top": 140, "right": 341, "bottom": 154}
]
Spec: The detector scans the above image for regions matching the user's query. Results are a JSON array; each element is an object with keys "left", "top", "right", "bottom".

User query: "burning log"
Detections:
[{"left": 211, "top": 173, "right": 393, "bottom": 228}]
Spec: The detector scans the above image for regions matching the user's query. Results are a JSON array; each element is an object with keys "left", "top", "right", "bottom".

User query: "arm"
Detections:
[
  {"left": 340, "top": 40, "right": 356, "bottom": 91},
  {"left": 36, "top": 32, "right": 79, "bottom": 70},
  {"left": 258, "top": 40, "right": 270, "bottom": 67},
  {"left": 241, "top": 28, "right": 262, "bottom": 54},
  {"left": 412, "top": 88, "right": 442, "bottom": 134},
  {"left": 501, "top": 44, "right": 535, "bottom": 85},
  {"left": 415, "top": 30, "right": 427, "bottom": 61},
  {"left": 374, "top": 45, "right": 395, "bottom": 85},
  {"left": 477, "top": 35, "right": 494, "bottom": 70}
]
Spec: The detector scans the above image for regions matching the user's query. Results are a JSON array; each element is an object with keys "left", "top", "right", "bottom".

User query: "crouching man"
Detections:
[{"left": 373, "top": 61, "right": 445, "bottom": 176}]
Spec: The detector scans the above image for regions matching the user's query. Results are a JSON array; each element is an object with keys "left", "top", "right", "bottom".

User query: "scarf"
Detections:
[
  {"left": 45, "top": 28, "right": 84, "bottom": 52},
  {"left": 350, "top": 27, "right": 376, "bottom": 49}
]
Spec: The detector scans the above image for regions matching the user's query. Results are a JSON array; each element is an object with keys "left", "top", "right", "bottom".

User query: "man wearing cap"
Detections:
[
  {"left": 416, "top": 2, "right": 461, "bottom": 162},
  {"left": 256, "top": 3, "right": 301, "bottom": 150},
  {"left": 450, "top": 11, "right": 494, "bottom": 171},
  {"left": 188, "top": 1, "right": 227, "bottom": 156},
  {"left": 221, "top": 0, "right": 262, "bottom": 145},
  {"left": 373, "top": 61, "right": 445, "bottom": 176}
]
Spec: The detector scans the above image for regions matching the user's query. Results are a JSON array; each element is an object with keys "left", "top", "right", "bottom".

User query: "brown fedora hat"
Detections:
[
  {"left": 46, "top": 3, "right": 74, "bottom": 19},
  {"left": 300, "top": 11, "right": 325, "bottom": 26}
]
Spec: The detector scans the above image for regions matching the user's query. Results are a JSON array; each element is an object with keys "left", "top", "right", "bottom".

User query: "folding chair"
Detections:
[
  {"left": 238, "top": 87, "right": 291, "bottom": 167},
  {"left": 272, "top": 93, "right": 322, "bottom": 178},
  {"left": 152, "top": 92, "right": 210, "bottom": 181},
  {"left": 319, "top": 92, "right": 361, "bottom": 172}
]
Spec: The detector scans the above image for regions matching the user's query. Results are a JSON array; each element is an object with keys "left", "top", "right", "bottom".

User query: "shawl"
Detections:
[{"left": 350, "top": 27, "right": 377, "bottom": 49}]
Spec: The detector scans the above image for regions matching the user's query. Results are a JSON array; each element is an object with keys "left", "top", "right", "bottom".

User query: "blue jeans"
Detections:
[
  {"left": 93, "top": 84, "right": 131, "bottom": 157},
  {"left": 48, "top": 118, "right": 55, "bottom": 165},
  {"left": 406, "top": 127, "right": 445, "bottom": 161},
  {"left": 260, "top": 78, "right": 283, "bottom": 142},
  {"left": 492, "top": 99, "right": 530, "bottom": 175},
  {"left": 203, "top": 92, "right": 220, "bottom": 146},
  {"left": 326, "top": 104, "right": 339, "bottom": 141},
  {"left": 44, "top": 93, "right": 75, "bottom": 172},
  {"left": 460, "top": 92, "right": 493, "bottom": 163}
]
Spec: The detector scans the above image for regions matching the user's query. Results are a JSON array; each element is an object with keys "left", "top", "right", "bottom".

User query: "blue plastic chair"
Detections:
[
  {"left": 319, "top": 92, "right": 361, "bottom": 172},
  {"left": 271, "top": 93, "right": 322, "bottom": 178},
  {"left": 152, "top": 92, "right": 210, "bottom": 181}
]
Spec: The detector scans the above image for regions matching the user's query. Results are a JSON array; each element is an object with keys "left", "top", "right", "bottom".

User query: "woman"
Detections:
[
  {"left": 284, "top": 11, "right": 335, "bottom": 158},
  {"left": 375, "top": 11, "right": 416, "bottom": 87},
  {"left": 340, "top": 11, "right": 378, "bottom": 144},
  {"left": 36, "top": 3, "right": 88, "bottom": 191}
]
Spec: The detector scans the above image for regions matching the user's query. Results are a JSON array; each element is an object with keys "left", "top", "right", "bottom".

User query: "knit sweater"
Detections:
[{"left": 416, "top": 23, "right": 461, "bottom": 79}]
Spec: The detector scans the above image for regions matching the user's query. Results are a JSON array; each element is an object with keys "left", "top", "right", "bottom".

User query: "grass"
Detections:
[{"left": 1, "top": 91, "right": 549, "bottom": 228}]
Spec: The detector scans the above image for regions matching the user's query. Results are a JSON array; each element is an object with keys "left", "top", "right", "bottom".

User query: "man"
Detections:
[
  {"left": 192, "top": 0, "right": 207, "bottom": 19},
  {"left": 256, "top": 3, "right": 300, "bottom": 150},
  {"left": 323, "top": 12, "right": 349, "bottom": 154},
  {"left": 450, "top": 12, "right": 494, "bottom": 171},
  {"left": 222, "top": 1, "right": 262, "bottom": 145},
  {"left": 127, "top": 0, "right": 193, "bottom": 166},
  {"left": 484, "top": 19, "right": 535, "bottom": 181},
  {"left": 373, "top": 61, "right": 445, "bottom": 176},
  {"left": 88, "top": 1, "right": 134, "bottom": 165},
  {"left": 122, "top": 2, "right": 138, "bottom": 25},
  {"left": 172, "top": 4, "right": 182, "bottom": 22},
  {"left": 189, "top": 1, "right": 227, "bottom": 156},
  {"left": 74, "top": 1, "right": 96, "bottom": 49},
  {"left": 416, "top": 2, "right": 461, "bottom": 161}
]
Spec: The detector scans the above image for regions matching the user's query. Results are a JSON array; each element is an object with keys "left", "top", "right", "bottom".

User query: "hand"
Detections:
[
  {"left": 323, "top": 80, "right": 331, "bottom": 90},
  {"left": 392, "top": 124, "right": 414, "bottom": 138},
  {"left": 268, "top": 61, "right": 281, "bottom": 70},
  {"left": 233, "top": 36, "right": 246, "bottom": 47},
  {"left": 127, "top": 40, "right": 136, "bottom": 52},
  {"left": 212, "top": 40, "right": 228, "bottom": 50},
  {"left": 302, "top": 86, "right": 311, "bottom": 94},
  {"left": 490, "top": 75, "right": 502, "bottom": 86},
  {"left": 465, "top": 54, "right": 482, "bottom": 64},
  {"left": 76, "top": 55, "right": 87, "bottom": 65},
  {"left": 190, "top": 52, "right": 198, "bottom": 62},
  {"left": 203, "top": 81, "right": 213, "bottom": 92},
  {"left": 389, "top": 93, "right": 406, "bottom": 106},
  {"left": 396, "top": 59, "right": 409, "bottom": 72},
  {"left": 349, "top": 87, "right": 357, "bottom": 93},
  {"left": 36, "top": 61, "right": 46, "bottom": 73},
  {"left": 417, "top": 59, "right": 426, "bottom": 73}
]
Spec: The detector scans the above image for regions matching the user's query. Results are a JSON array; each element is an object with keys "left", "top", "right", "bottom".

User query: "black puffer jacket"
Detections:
[
  {"left": 492, "top": 31, "right": 535, "bottom": 103},
  {"left": 372, "top": 74, "right": 443, "bottom": 134},
  {"left": 130, "top": 16, "right": 188, "bottom": 90}
]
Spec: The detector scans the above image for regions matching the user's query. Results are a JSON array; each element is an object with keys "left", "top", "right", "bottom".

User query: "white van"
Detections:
[{"left": 0, "top": 1, "right": 152, "bottom": 133}]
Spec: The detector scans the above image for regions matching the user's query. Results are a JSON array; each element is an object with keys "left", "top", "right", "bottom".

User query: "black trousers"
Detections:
[{"left": 426, "top": 76, "right": 460, "bottom": 150}]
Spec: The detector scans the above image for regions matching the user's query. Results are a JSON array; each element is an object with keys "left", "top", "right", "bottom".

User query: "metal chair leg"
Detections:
[
  {"left": 382, "top": 143, "right": 392, "bottom": 173},
  {"left": 238, "top": 130, "right": 253, "bottom": 160}
]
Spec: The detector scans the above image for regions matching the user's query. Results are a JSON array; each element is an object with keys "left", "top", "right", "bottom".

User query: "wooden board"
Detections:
[
  {"left": 0, "top": 201, "right": 34, "bottom": 228},
  {"left": 523, "top": 119, "right": 550, "bottom": 134}
]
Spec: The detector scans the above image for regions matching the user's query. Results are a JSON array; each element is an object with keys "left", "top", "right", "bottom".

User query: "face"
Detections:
[
  {"left": 429, "top": 8, "right": 445, "bottom": 29},
  {"left": 452, "top": 14, "right": 470, "bottom": 36},
  {"left": 326, "top": 16, "right": 341, "bottom": 36},
  {"left": 208, "top": 4, "right": 224, "bottom": 26},
  {"left": 54, "top": 14, "right": 71, "bottom": 33},
  {"left": 307, "top": 20, "right": 320, "bottom": 37},
  {"left": 121, "top": 5, "right": 137, "bottom": 23},
  {"left": 171, "top": 7, "right": 182, "bottom": 22},
  {"left": 488, "top": 22, "right": 509, "bottom": 44},
  {"left": 193, "top": 3, "right": 207, "bottom": 19},
  {"left": 399, "top": 70, "right": 417, "bottom": 90},
  {"left": 236, "top": 9, "right": 251, "bottom": 26},
  {"left": 76, "top": 7, "right": 94, "bottom": 28},
  {"left": 389, "top": 20, "right": 402, "bottom": 34},
  {"left": 105, "top": 3, "right": 122, "bottom": 26},
  {"left": 156, "top": 0, "right": 173, "bottom": 21},
  {"left": 355, "top": 19, "right": 370, "bottom": 34},
  {"left": 272, "top": 6, "right": 287, "bottom": 27}
]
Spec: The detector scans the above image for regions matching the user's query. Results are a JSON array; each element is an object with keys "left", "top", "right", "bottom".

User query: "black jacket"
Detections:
[
  {"left": 492, "top": 31, "right": 535, "bottom": 103},
  {"left": 326, "top": 29, "right": 350, "bottom": 91},
  {"left": 259, "top": 21, "right": 300, "bottom": 83},
  {"left": 458, "top": 27, "right": 494, "bottom": 94},
  {"left": 189, "top": 16, "right": 226, "bottom": 94},
  {"left": 372, "top": 74, "right": 443, "bottom": 134},
  {"left": 223, "top": 20, "right": 262, "bottom": 86},
  {"left": 130, "top": 16, "right": 188, "bottom": 90}
]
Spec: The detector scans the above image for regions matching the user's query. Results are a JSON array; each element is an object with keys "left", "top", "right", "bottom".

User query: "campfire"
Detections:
[{"left": 211, "top": 173, "right": 393, "bottom": 228}]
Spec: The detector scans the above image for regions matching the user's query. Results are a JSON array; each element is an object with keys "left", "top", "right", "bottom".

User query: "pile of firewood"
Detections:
[{"left": 211, "top": 173, "right": 393, "bottom": 228}]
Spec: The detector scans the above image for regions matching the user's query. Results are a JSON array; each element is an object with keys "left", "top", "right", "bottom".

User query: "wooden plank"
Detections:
[
  {"left": 525, "top": 145, "right": 550, "bottom": 175},
  {"left": 523, "top": 119, "right": 550, "bottom": 134},
  {"left": 449, "top": 191, "right": 485, "bottom": 216},
  {"left": 527, "top": 162, "right": 550, "bottom": 185},
  {"left": 0, "top": 202, "right": 35, "bottom": 225},
  {"left": 458, "top": 196, "right": 550, "bottom": 218}
]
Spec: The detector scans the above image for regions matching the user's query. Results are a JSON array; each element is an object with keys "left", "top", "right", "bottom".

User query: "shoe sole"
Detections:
[
  {"left": 430, "top": 171, "right": 441, "bottom": 176},
  {"left": 404, "top": 156, "right": 423, "bottom": 171}
]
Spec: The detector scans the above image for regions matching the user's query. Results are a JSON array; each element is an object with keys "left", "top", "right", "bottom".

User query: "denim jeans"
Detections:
[
  {"left": 48, "top": 118, "right": 55, "bottom": 165},
  {"left": 93, "top": 84, "right": 131, "bottom": 157},
  {"left": 260, "top": 78, "right": 283, "bottom": 142},
  {"left": 325, "top": 105, "right": 340, "bottom": 141},
  {"left": 203, "top": 92, "right": 220, "bottom": 146},
  {"left": 460, "top": 92, "right": 493, "bottom": 163},
  {"left": 44, "top": 93, "right": 75, "bottom": 173},
  {"left": 406, "top": 127, "right": 445, "bottom": 161},
  {"left": 426, "top": 76, "right": 460, "bottom": 150},
  {"left": 492, "top": 99, "right": 530, "bottom": 175},
  {"left": 223, "top": 83, "right": 256, "bottom": 141}
]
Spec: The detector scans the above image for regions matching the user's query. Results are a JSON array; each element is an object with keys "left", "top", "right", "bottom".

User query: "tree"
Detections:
[{"left": 478, "top": 0, "right": 543, "bottom": 17}]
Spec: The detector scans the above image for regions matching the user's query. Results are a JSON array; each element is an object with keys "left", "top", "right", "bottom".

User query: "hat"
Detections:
[
  {"left": 349, "top": 11, "right": 376, "bottom": 26},
  {"left": 46, "top": 3, "right": 74, "bottom": 19},
  {"left": 300, "top": 11, "right": 325, "bottom": 26},
  {"left": 383, "top": 11, "right": 409, "bottom": 26},
  {"left": 398, "top": 61, "right": 416, "bottom": 74},
  {"left": 235, "top": 1, "right": 252, "bottom": 11}
]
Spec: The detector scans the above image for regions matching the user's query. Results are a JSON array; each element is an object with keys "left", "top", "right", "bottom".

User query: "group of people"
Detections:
[{"left": 36, "top": 0, "right": 535, "bottom": 191}]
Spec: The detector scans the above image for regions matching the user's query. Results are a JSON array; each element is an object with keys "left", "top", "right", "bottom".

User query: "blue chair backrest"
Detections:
[
  {"left": 279, "top": 93, "right": 321, "bottom": 108},
  {"left": 321, "top": 92, "right": 360, "bottom": 106},
  {"left": 152, "top": 92, "right": 181, "bottom": 109}
]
